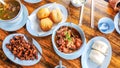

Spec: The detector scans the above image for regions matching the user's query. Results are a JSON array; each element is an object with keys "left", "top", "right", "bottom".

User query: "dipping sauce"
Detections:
[
  {"left": 55, "top": 26, "right": 82, "bottom": 53},
  {"left": 0, "top": 0, "right": 20, "bottom": 20},
  {"left": 99, "top": 23, "right": 109, "bottom": 32}
]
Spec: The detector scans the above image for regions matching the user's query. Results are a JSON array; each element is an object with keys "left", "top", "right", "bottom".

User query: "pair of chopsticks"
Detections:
[{"left": 79, "top": 0, "right": 94, "bottom": 28}]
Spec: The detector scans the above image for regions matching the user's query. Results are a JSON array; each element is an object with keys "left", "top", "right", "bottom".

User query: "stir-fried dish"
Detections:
[
  {"left": 55, "top": 26, "right": 82, "bottom": 53},
  {"left": 6, "top": 35, "right": 38, "bottom": 60},
  {"left": 0, "top": 0, "right": 20, "bottom": 20}
]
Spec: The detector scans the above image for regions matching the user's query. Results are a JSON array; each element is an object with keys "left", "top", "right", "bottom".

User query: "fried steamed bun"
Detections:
[
  {"left": 50, "top": 8, "right": 62, "bottom": 23},
  {"left": 37, "top": 8, "right": 50, "bottom": 19},
  {"left": 40, "top": 18, "right": 53, "bottom": 31}
]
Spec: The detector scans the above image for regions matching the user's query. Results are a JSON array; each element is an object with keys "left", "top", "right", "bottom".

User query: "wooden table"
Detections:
[{"left": 0, "top": 0, "right": 120, "bottom": 68}]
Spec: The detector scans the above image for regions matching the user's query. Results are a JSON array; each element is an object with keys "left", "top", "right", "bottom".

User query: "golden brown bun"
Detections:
[
  {"left": 40, "top": 18, "right": 53, "bottom": 31},
  {"left": 50, "top": 8, "right": 62, "bottom": 23},
  {"left": 37, "top": 8, "right": 50, "bottom": 19}
]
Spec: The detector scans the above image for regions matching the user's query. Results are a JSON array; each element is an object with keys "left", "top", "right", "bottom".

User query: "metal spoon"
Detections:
[
  {"left": 79, "top": 0, "right": 87, "bottom": 26},
  {"left": 59, "top": 60, "right": 62, "bottom": 68},
  {"left": 24, "top": 35, "right": 46, "bottom": 61},
  {"left": 79, "top": 4, "right": 85, "bottom": 26}
]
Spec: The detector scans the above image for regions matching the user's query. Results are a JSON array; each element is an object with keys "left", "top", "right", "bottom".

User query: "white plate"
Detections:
[
  {"left": 0, "top": 5, "right": 28, "bottom": 31},
  {"left": 26, "top": 3, "right": 68, "bottom": 37},
  {"left": 114, "top": 13, "right": 120, "bottom": 34},
  {"left": 81, "top": 36, "right": 112, "bottom": 68},
  {"left": 2, "top": 33, "right": 42, "bottom": 66},
  {"left": 24, "top": 0, "right": 42, "bottom": 3}
]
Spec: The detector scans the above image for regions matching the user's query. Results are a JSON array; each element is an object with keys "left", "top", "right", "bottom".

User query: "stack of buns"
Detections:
[
  {"left": 89, "top": 40, "right": 108, "bottom": 65},
  {"left": 37, "top": 7, "right": 62, "bottom": 31}
]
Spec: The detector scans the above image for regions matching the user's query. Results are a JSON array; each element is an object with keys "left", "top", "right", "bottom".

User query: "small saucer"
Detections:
[
  {"left": 98, "top": 17, "right": 115, "bottom": 34},
  {"left": 0, "top": 5, "right": 28, "bottom": 31},
  {"left": 24, "top": 0, "right": 42, "bottom": 3}
]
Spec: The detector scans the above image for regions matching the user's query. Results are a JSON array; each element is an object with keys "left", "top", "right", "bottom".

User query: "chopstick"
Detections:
[
  {"left": 91, "top": 0, "right": 94, "bottom": 28},
  {"left": 79, "top": 4, "right": 85, "bottom": 26}
]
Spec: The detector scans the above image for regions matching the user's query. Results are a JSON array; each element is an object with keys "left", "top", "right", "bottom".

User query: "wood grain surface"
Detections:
[{"left": 0, "top": 0, "right": 119, "bottom": 68}]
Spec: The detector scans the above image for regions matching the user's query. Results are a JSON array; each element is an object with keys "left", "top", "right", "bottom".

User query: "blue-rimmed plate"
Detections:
[
  {"left": 0, "top": 5, "right": 28, "bottom": 31},
  {"left": 24, "top": 0, "right": 42, "bottom": 3},
  {"left": 81, "top": 36, "right": 112, "bottom": 68},
  {"left": 2, "top": 33, "right": 42, "bottom": 66},
  {"left": 26, "top": 3, "right": 68, "bottom": 37},
  {"left": 114, "top": 13, "right": 120, "bottom": 34}
]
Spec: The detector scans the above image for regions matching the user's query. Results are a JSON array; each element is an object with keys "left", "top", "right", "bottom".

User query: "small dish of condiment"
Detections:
[
  {"left": 71, "top": 0, "right": 86, "bottom": 7},
  {"left": 98, "top": 17, "right": 115, "bottom": 34}
]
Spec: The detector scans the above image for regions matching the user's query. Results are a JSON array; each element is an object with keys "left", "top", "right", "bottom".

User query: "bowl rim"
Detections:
[
  {"left": 0, "top": 0, "right": 22, "bottom": 22},
  {"left": 114, "top": 13, "right": 120, "bottom": 34},
  {"left": 52, "top": 22, "right": 86, "bottom": 57},
  {"left": 98, "top": 17, "right": 115, "bottom": 34}
]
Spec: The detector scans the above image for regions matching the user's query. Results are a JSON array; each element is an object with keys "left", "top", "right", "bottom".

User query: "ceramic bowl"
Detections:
[
  {"left": 98, "top": 17, "right": 115, "bottom": 34},
  {"left": 71, "top": 0, "right": 87, "bottom": 7},
  {"left": 0, "top": 0, "right": 23, "bottom": 24},
  {"left": 52, "top": 22, "right": 86, "bottom": 60},
  {"left": 114, "top": 13, "right": 120, "bottom": 34}
]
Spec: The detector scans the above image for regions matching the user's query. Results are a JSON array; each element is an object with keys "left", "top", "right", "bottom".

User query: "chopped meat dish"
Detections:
[
  {"left": 55, "top": 26, "right": 82, "bottom": 53},
  {"left": 6, "top": 35, "right": 38, "bottom": 60}
]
